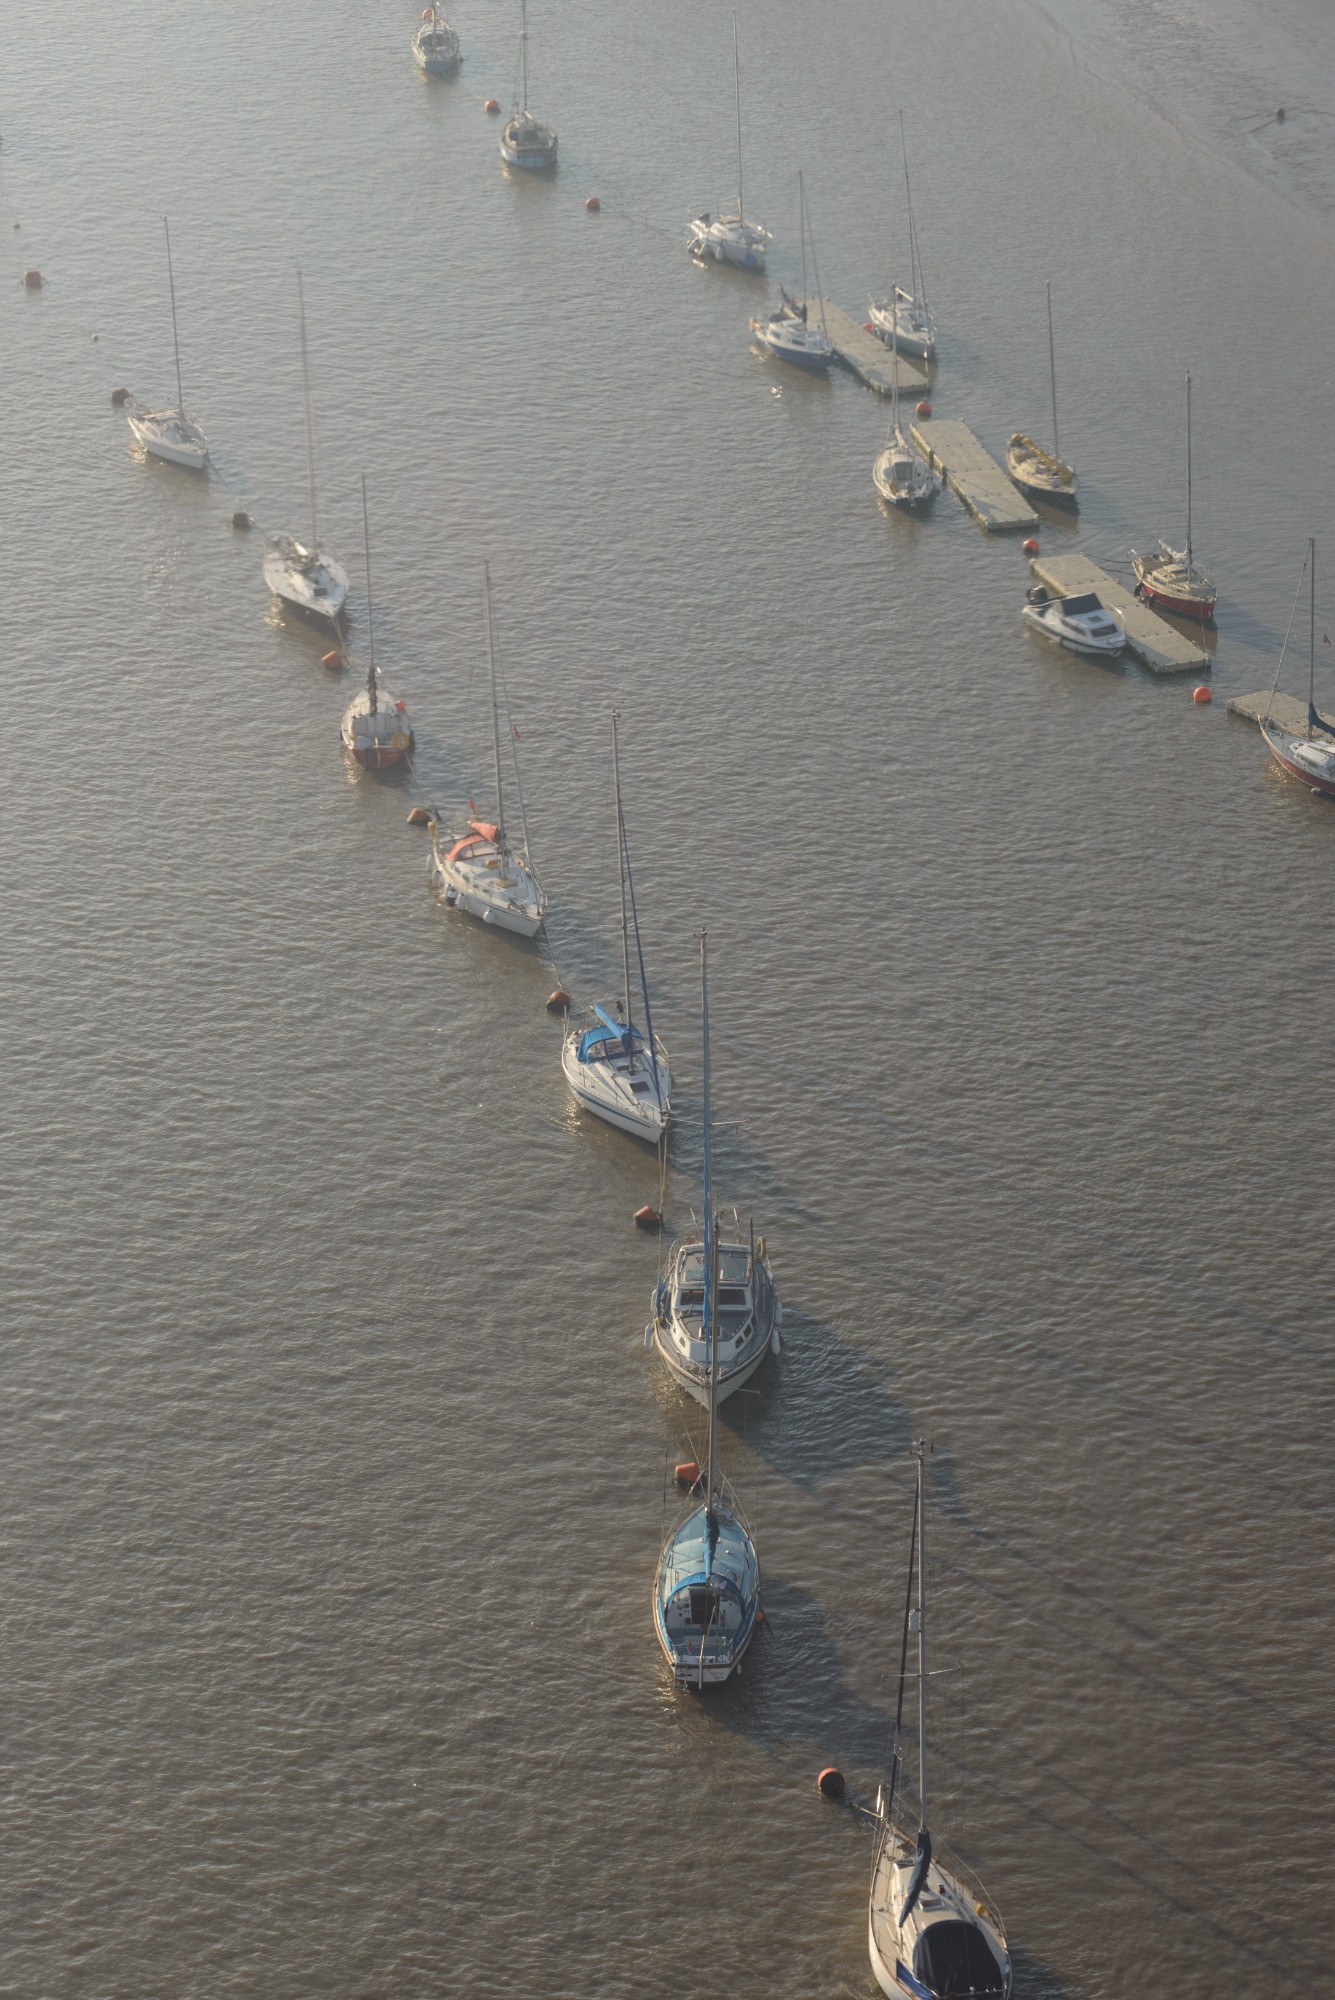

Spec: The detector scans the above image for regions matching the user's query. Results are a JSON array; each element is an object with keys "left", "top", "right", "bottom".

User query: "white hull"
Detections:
[
  {"left": 561, "top": 1039, "right": 670, "bottom": 1141},
  {"left": 262, "top": 539, "right": 348, "bottom": 624},
  {"left": 442, "top": 878, "right": 542, "bottom": 936},
  {"left": 687, "top": 216, "right": 769, "bottom": 270},
  {"left": 429, "top": 830, "right": 545, "bottom": 937},
  {"left": 650, "top": 1320, "right": 774, "bottom": 1407},
  {"left": 128, "top": 409, "right": 208, "bottom": 470}
]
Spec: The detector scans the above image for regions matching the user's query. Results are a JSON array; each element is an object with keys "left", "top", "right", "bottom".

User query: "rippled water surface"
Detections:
[{"left": 4, "top": 2, "right": 1334, "bottom": 1995}]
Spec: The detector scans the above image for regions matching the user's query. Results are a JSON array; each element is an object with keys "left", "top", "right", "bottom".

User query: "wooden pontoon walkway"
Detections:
[
  {"left": 800, "top": 297, "right": 929, "bottom": 399},
  {"left": 1227, "top": 689, "right": 1335, "bottom": 733},
  {"left": 1027, "top": 552, "right": 1210, "bottom": 674},
  {"left": 909, "top": 419, "right": 1038, "bottom": 533}
]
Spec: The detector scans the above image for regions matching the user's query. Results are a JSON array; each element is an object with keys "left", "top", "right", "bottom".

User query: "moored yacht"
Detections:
[
  {"left": 412, "top": 4, "right": 460, "bottom": 75},
  {"left": 127, "top": 218, "right": 208, "bottom": 471},
  {"left": 340, "top": 479, "right": 413, "bottom": 771},
  {"left": 868, "top": 114, "right": 937, "bottom": 362},
  {"left": 872, "top": 307, "right": 939, "bottom": 511},
  {"left": 262, "top": 273, "right": 348, "bottom": 628},
  {"left": 1259, "top": 538, "right": 1335, "bottom": 798},
  {"left": 687, "top": 15, "right": 769, "bottom": 271},
  {"left": 1021, "top": 590, "right": 1125, "bottom": 658},
  {"left": 1132, "top": 374, "right": 1215, "bottom": 621},
  {"left": 499, "top": 0, "right": 556, "bottom": 168},
  {"left": 750, "top": 176, "right": 831, "bottom": 370},
  {"left": 649, "top": 1226, "right": 779, "bottom": 1408}
]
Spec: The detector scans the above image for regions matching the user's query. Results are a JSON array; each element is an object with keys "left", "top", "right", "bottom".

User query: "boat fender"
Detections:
[
  {"left": 230, "top": 509, "right": 252, "bottom": 531},
  {"left": 1027, "top": 584, "right": 1049, "bottom": 604},
  {"left": 110, "top": 386, "right": 131, "bottom": 407},
  {"left": 817, "top": 1766, "right": 846, "bottom": 1801},
  {"left": 755, "top": 1606, "right": 766, "bottom": 1626},
  {"left": 321, "top": 649, "right": 344, "bottom": 670},
  {"left": 643, "top": 1323, "right": 654, "bottom": 1348},
  {"left": 391, "top": 730, "right": 410, "bottom": 751},
  {"left": 22, "top": 268, "right": 43, "bottom": 290},
  {"left": 915, "top": 399, "right": 932, "bottom": 418},
  {"left": 585, "top": 195, "right": 601, "bottom": 212},
  {"left": 482, "top": 906, "right": 495, "bottom": 923},
  {"left": 755, "top": 1234, "right": 765, "bottom": 1263},
  {"left": 444, "top": 887, "right": 458, "bottom": 906},
  {"left": 406, "top": 804, "right": 432, "bottom": 826},
  {"left": 674, "top": 1460, "right": 700, "bottom": 1488},
  {"left": 484, "top": 97, "right": 501, "bottom": 114},
  {"left": 634, "top": 1203, "right": 662, "bottom": 1231},
  {"left": 1192, "top": 684, "right": 1212, "bottom": 704},
  {"left": 1022, "top": 536, "right": 1040, "bottom": 556},
  {"left": 864, "top": 322, "right": 875, "bottom": 335},
  {"left": 770, "top": 1327, "right": 782, "bottom": 1356},
  {"left": 545, "top": 988, "right": 572, "bottom": 1012}
]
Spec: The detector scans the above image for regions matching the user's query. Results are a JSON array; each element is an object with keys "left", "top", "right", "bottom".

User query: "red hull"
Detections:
[
  {"left": 1269, "top": 745, "right": 1335, "bottom": 798},
  {"left": 1136, "top": 579, "right": 1215, "bottom": 623},
  {"left": 347, "top": 742, "right": 410, "bottom": 770}
]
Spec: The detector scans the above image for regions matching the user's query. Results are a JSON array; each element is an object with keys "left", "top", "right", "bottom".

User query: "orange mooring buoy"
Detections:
[
  {"left": 545, "top": 988, "right": 572, "bottom": 1013},
  {"left": 634, "top": 1204, "right": 663, "bottom": 1231},
  {"left": 484, "top": 97, "right": 501, "bottom": 114},
  {"left": 23, "top": 268, "right": 43, "bottom": 290},
  {"left": 406, "top": 804, "right": 432, "bottom": 826},
  {"left": 817, "top": 1767, "right": 846, "bottom": 1801},
  {"left": 1022, "top": 537, "right": 1040, "bottom": 556},
  {"left": 585, "top": 195, "right": 601, "bottom": 212},
  {"left": 674, "top": 1460, "right": 701, "bottom": 1488},
  {"left": 321, "top": 649, "right": 344, "bottom": 670},
  {"left": 1193, "top": 684, "right": 1212, "bottom": 704},
  {"left": 916, "top": 399, "right": 932, "bottom": 418}
]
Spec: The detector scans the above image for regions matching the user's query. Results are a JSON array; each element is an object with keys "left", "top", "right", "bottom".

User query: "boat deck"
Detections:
[
  {"left": 1028, "top": 552, "right": 1210, "bottom": 673},
  {"left": 909, "top": 419, "right": 1038, "bottom": 533},
  {"left": 1227, "top": 689, "right": 1335, "bottom": 733},
  {"left": 801, "top": 297, "right": 930, "bottom": 398}
]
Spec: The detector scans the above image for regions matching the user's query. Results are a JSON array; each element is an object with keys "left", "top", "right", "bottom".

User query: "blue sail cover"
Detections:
[
  {"left": 1308, "top": 701, "right": 1335, "bottom": 741},
  {"left": 899, "top": 1827, "right": 933, "bottom": 1927},
  {"left": 576, "top": 1005, "right": 644, "bottom": 1063}
]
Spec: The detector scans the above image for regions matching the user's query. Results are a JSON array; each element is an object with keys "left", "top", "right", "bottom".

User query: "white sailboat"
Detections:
[
  {"left": 340, "top": 479, "right": 414, "bottom": 771},
  {"left": 1132, "top": 373, "right": 1216, "bottom": 621},
  {"left": 126, "top": 217, "right": 208, "bottom": 471},
  {"left": 686, "top": 15, "right": 770, "bottom": 271},
  {"left": 499, "top": 0, "right": 557, "bottom": 169},
  {"left": 1006, "top": 282, "right": 1078, "bottom": 507},
  {"left": 1259, "top": 538, "right": 1335, "bottom": 797},
  {"left": 868, "top": 1443, "right": 1012, "bottom": 2000},
  {"left": 429, "top": 562, "right": 546, "bottom": 936},
  {"left": 868, "top": 114, "right": 937, "bottom": 361},
  {"left": 749, "top": 173, "right": 833, "bottom": 370},
  {"left": 412, "top": 3, "right": 460, "bottom": 75},
  {"left": 652, "top": 934, "right": 762, "bottom": 1688},
  {"left": 561, "top": 714, "right": 671, "bottom": 1141},
  {"left": 872, "top": 304, "right": 940, "bottom": 510},
  {"left": 262, "top": 272, "right": 349, "bottom": 628}
]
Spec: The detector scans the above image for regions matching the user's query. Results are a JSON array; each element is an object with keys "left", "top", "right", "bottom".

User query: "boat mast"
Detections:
[
  {"left": 361, "top": 475, "right": 377, "bottom": 714},
  {"left": 1184, "top": 372, "right": 1193, "bottom": 570},
  {"left": 890, "top": 291, "right": 901, "bottom": 440},
  {"left": 884, "top": 1461, "right": 921, "bottom": 1827},
  {"left": 1047, "top": 280, "right": 1060, "bottom": 464},
  {"left": 297, "top": 272, "right": 319, "bottom": 550},
  {"left": 1309, "top": 536, "right": 1317, "bottom": 737},
  {"left": 163, "top": 216, "right": 187, "bottom": 419},
  {"left": 798, "top": 171, "right": 809, "bottom": 313},
  {"left": 483, "top": 560, "right": 505, "bottom": 838},
  {"left": 915, "top": 1441, "right": 928, "bottom": 1827},
  {"left": 520, "top": 0, "right": 529, "bottom": 113},
  {"left": 611, "top": 713, "right": 636, "bottom": 1058},
  {"left": 700, "top": 930, "right": 719, "bottom": 1557},
  {"left": 733, "top": 13, "right": 745, "bottom": 224},
  {"left": 804, "top": 178, "right": 829, "bottom": 338},
  {"left": 899, "top": 113, "right": 925, "bottom": 313}
]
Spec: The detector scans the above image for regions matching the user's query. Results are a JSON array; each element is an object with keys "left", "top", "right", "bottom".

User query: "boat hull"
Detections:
[
  {"left": 561, "top": 1041, "right": 669, "bottom": 1142},
  {"left": 1259, "top": 722, "right": 1335, "bottom": 797},
  {"left": 649, "top": 1319, "right": 774, "bottom": 1406},
  {"left": 500, "top": 136, "right": 557, "bottom": 169},
  {"left": 128, "top": 414, "right": 208, "bottom": 470},
  {"left": 343, "top": 732, "right": 412, "bottom": 771},
  {"left": 750, "top": 323, "right": 831, "bottom": 370},
  {"left": 1131, "top": 557, "right": 1215, "bottom": 621},
  {"left": 433, "top": 867, "right": 543, "bottom": 936}
]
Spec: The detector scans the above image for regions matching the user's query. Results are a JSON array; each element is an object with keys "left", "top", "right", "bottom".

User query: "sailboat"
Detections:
[
  {"left": 1260, "top": 539, "right": 1335, "bottom": 797},
  {"left": 499, "top": 0, "right": 557, "bottom": 169},
  {"left": 652, "top": 934, "right": 762, "bottom": 1688},
  {"left": 1006, "top": 282, "right": 1078, "bottom": 508},
  {"left": 873, "top": 303, "right": 940, "bottom": 510},
  {"left": 429, "top": 562, "right": 546, "bottom": 936},
  {"left": 868, "top": 115, "right": 938, "bottom": 362},
  {"left": 561, "top": 715, "right": 671, "bottom": 1141},
  {"left": 339, "top": 478, "right": 414, "bottom": 771},
  {"left": 647, "top": 937, "right": 779, "bottom": 1408},
  {"left": 412, "top": 3, "right": 461, "bottom": 75},
  {"left": 686, "top": 15, "right": 770, "bottom": 271},
  {"left": 1132, "top": 373, "right": 1216, "bottom": 621},
  {"left": 868, "top": 1443, "right": 1012, "bottom": 2000},
  {"left": 126, "top": 218, "right": 208, "bottom": 471},
  {"left": 262, "top": 273, "right": 349, "bottom": 628},
  {"left": 749, "top": 172, "right": 833, "bottom": 369}
]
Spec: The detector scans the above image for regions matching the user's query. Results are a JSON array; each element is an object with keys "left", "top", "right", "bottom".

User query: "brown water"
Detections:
[{"left": 4, "top": 2, "right": 1334, "bottom": 1994}]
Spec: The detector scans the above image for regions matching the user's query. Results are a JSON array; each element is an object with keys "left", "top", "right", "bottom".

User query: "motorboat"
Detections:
[
  {"left": 652, "top": 933, "right": 761, "bottom": 1690},
  {"left": 1022, "top": 590, "right": 1125, "bottom": 658},
  {"left": 649, "top": 1227, "right": 779, "bottom": 1409},
  {"left": 868, "top": 115, "right": 937, "bottom": 362},
  {"left": 128, "top": 218, "right": 208, "bottom": 471},
  {"left": 340, "top": 478, "right": 413, "bottom": 771},
  {"left": 561, "top": 714, "right": 670, "bottom": 1140},
  {"left": 1132, "top": 373, "right": 1215, "bottom": 621},
  {"left": 262, "top": 273, "right": 348, "bottom": 627},
  {"left": 499, "top": 0, "right": 556, "bottom": 168},
  {"left": 867, "top": 1444, "right": 1013, "bottom": 2000},
  {"left": 687, "top": 15, "right": 769, "bottom": 270},
  {"left": 1259, "top": 539, "right": 1335, "bottom": 798},
  {"left": 429, "top": 561, "right": 546, "bottom": 936},
  {"left": 412, "top": 4, "right": 460, "bottom": 74},
  {"left": 872, "top": 305, "right": 939, "bottom": 510}
]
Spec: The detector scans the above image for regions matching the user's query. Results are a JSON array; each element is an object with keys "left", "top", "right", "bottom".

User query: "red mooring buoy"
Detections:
[
  {"left": 634, "top": 1204, "right": 663, "bottom": 1231},
  {"left": 585, "top": 195, "right": 601, "bottom": 212},
  {"left": 321, "top": 649, "right": 344, "bottom": 670},
  {"left": 1193, "top": 684, "right": 1212, "bottom": 704},
  {"left": 674, "top": 1460, "right": 701, "bottom": 1488},
  {"left": 1022, "top": 537, "right": 1040, "bottom": 557},
  {"left": 23, "top": 269, "right": 43, "bottom": 290},
  {"left": 915, "top": 399, "right": 932, "bottom": 418},
  {"left": 484, "top": 97, "right": 501, "bottom": 114},
  {"left": 817, "top": 1767, "right": 847, "bottom": 1801},
  {"left": 545, "top": 988, "right": 573, "bottom": 1013},
  {"left": 406, "top": 805, "right": 432, "bottom": 827}
]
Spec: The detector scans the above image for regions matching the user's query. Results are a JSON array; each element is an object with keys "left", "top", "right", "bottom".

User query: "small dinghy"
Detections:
[
  {"left": 429, "top": 561, "right": 546, "bottom": 937},
  {"left": 687, "top": 17, "right": 769, "bottom": 271},
  {"left": 128, "top": 218, "right": 208, "bottom": 471},
  {"left": 412, "top": 4, "right": 460, "bottom": 75},
  {"left": 499, "top": 0, "right": 556, "bottom": 168},
  {"left": 1259, "top": 538, "right": 1335, "bottom": 798},
  {"left": 1021, "top": 589, "right": 1125, "bottom": 658},
  {"left": 340, "top": 479, "right": 413, "bottom": 770}
]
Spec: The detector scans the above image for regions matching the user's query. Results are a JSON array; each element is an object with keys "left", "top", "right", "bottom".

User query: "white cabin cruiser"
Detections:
[
  {"left": 412, "top": 5, "right": 460, "bottom": 74},
  {"left": 499, "top": 0, "right": 556, "bottom": 168},
  {"left": 129, "top": 218, "right": 208, "bottom": 470},
  {"left": 649, "top": 1230, "right": 779, "bottom": 1408},
  {"left": 1022, "top": 590, "right": 1125, "bottom": 658}
]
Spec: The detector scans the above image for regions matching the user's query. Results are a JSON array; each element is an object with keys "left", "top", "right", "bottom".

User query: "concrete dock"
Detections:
[
  {"left": 1027, "top": 552, "right": 1210, "bottom": 674},
  {"left": 909, "top": 419, "right": 1038, "bottom": 533},
  {"left": 1227, "top": 689, "right": 1335, "bottom": 733},
  {"left": 801, "top": 297, "right": 930, "bottom": 399}
]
